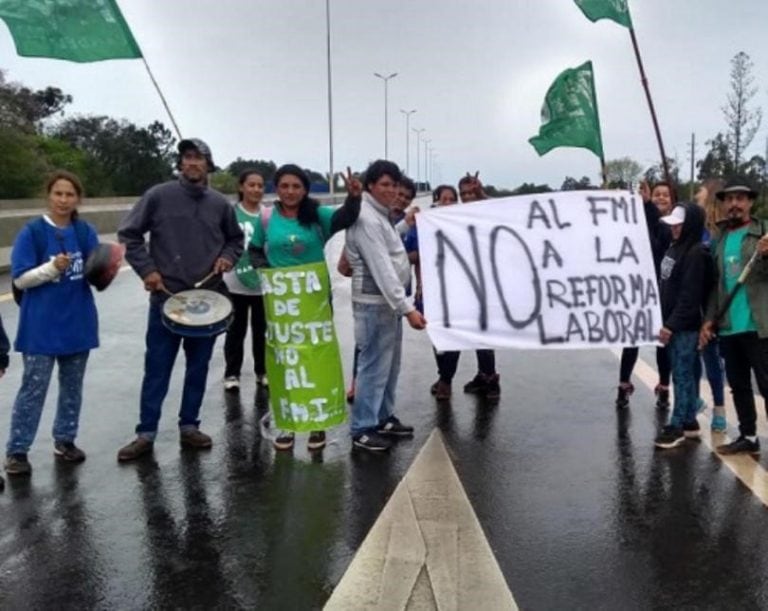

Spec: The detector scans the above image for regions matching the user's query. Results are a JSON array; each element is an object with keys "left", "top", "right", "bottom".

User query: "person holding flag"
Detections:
[{"left": 700, "top": 177, "right": 768, "bottom": 455}]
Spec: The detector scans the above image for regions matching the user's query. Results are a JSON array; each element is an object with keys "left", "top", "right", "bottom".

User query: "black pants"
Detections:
[
  {"left": 223, "top": 293, "right": 266, "bottom": 378},
  {"left": 619, "top": 346, "right": 670, "bottom": 386},
  {"left": 720, "top": 332, "right": 768, "bottom": 437},
  {"left": 433, "top": 349, "right": 496, "bottom": 383}
]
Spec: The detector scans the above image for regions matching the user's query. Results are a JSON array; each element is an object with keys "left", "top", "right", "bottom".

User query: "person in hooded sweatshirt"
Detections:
[{"left": 654, "top": 202, "right": 714, "bottom": 449}]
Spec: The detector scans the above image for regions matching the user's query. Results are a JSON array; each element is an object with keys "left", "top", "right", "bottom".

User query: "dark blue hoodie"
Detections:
[{"left": 659, "top": 202, "right": 715, "bottom": 332}]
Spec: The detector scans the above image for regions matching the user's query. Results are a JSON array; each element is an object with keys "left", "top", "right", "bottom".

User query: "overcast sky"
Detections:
[{"left": 1, "top": 0, "right": 767, "bottom": 190}]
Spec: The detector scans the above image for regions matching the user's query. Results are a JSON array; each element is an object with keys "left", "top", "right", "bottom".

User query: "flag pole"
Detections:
[
  {"left": 628, "top": 26, "right": 671, "bottom": 187},
  {"left": 140, "top": 57, "right": 182, "bottom": 139}
]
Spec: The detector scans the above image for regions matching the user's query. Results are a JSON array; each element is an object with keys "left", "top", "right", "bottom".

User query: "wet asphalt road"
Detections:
[{"left": 1, "top": 236, "right": 768, "bottom": 609}]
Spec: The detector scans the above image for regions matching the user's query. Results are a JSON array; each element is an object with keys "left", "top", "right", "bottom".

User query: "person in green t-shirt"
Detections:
[
  {"left": 249, "top": 164, "right": 362, "bottom": 452},
  {"left": 700, "top": 176, "right": 768, "bottom": 456},
  {"left": 222, "top": 169, "right": 268, "bottom": 394}
]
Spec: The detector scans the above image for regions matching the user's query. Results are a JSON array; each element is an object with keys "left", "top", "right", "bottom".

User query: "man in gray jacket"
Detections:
[
  {"left": 346, "top": 160, "right": 426, "bottom": 452},
  {"left": 116, "top": 138, "right": 243, "bottom": 461}
]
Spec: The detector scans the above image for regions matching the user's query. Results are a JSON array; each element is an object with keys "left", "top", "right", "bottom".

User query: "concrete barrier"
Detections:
[{"left": 0, "top": 192, "right": 353, "bottom": 273}]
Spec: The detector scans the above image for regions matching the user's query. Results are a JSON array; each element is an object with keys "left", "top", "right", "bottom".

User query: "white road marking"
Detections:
[{"left": 325, "top": 430, "right": 517, "bottom": 610}]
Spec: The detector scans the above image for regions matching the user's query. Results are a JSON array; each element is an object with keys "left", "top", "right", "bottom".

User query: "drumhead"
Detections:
[{"left": 162, "top": 289, "right": 233, "bottom": 327}]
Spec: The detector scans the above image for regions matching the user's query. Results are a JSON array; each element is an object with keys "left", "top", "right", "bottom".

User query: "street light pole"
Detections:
[
  {"left": 325, "top": 0, "right": 334, "bottom": 195},
  {"left": 373, "top": 72, "right": 398, "bottom": 159},
  {"left": 422, "top": 139, "right": 431, "bottom": 189},
  {"left": 412, "top": 128, "right": 425, "bottom": 189},
  {"left": 400, "top": 109, "right": 416, "bottom": 174}
]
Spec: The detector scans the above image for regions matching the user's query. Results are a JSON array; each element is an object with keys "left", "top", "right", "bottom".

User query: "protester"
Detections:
[
  {"left": 616, "top": 180, "right": 672, "bottom": 409},
  {"left": 700, "top": 177, "right": 768, "bottom": 455},
  {"left": 346, "top": 160, "right": 427, "bottom": 452},
  {"left": 249, "top": 164, "right": 362, "bottom": 451},
  {"left": 694, "top": 179, "right": 727, "bottom": 431},
  {"left": 6, "top": 170, "right": 99, "bottom": 476},
  {"left": 402, "top": 184, "right": 460, "bottom": 400},
  {"left": 116, "top": 138, "right": 243, "bottom": 461},
  {"left": 653, "top": 203, "right": 714, "bottom": 449},
  {"left": 0, "top": 313, "right": 7, "bottom": 489},
  {"left": 454, "top": 173, "right": 501, "bottom": 399},
  {"left": 344, "top": 175, "right": 417, "bottom": 404},
  {"left": 222, "top": 169, "right": 267, "bottom": 393}
]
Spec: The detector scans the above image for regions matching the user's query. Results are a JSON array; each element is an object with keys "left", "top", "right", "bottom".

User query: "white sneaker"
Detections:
[{"left": 223, "top": 376, "right": 240, "bottom": 391}]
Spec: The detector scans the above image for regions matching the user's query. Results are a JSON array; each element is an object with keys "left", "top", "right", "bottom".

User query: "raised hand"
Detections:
[{"left": 340, "top": 166, "right": 363, "bottom": 198}]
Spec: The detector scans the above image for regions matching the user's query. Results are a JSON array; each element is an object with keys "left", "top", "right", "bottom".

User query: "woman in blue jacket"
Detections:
[{"left": 6, "top": 170, "right": 99, "bottom": 476}]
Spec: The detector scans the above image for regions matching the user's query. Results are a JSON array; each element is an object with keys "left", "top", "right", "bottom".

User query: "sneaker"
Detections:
[
  {"left": 257, "top": 374, "right": 268, "bottom": 387},
  {"left": 432, "top": 379, "right": 452, "bottom": 401},
  {"left": 180, "top": 429, "right": 212, "bottom": 449},
  {"left": 53, "top": 441, "right": 86, "bottom": 463},
  {"left": 5, "top": 453, "right": 32, "bottom": 475},
  {"left": 352, "top": 432, "right": 392, "bottom": 452},
  {"left": 711, "top": 414, "right": 727, "bottom": 433},
  {"left": 655, "top": 385, "right": 670, "bottom": 410},
  {"left": 224, "top": 376, "right": 240, "bottom": 392},
  {"left": 117, "top": 437, "right": 154, "bottom": 462},
  {"left": 716, "top": 436, "right": 760, "bottom": 456},
  {"left": 377, "top": 416, "right": 414, "bottom": 437},
  {"left": 615, "top": 383, "right": 634, "bottom": 409},
  {"left": 5, "top": 454, "right": 32, "bottom": 475},
  {"left": 307, "top": 431, "right": 326, "bottom": 451},
  {"left": 654, "top": 426, "right": 685, "bottom": 449},
  {"left": 273, "top": 431, "right": 295, "bottom": 451},
  {"left": 683, "top": 420, "right": 701, "bottom": 439}
]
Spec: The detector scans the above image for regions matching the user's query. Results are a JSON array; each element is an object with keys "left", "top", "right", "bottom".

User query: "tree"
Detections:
[
  {"left": 603, "top": 157, "right": 642, "bottom": 189},
  {"left": 227, "top": 158, "right": 277, "bottom": 185},
  {"left": 723, "top": 51, "right": 762, "bottom": 167},
  {"left": 0, "top": 127, "right": 48, "bottom": 197},
  {"left": 510, "top": 182, "right": 552, "bottom": 195},
  {"left": 54, "top": 116, "right": 175, "bottom": 195},
  {"left": 209, "top": 171, "right": 238, "bottom": 195},
  {"left": 0, "top": 69, "right": 71, "bottom": 132},
  {"left": 560, "top": 176, "right": 594, "bottom": 190},
  {"left": 697, "top": 132, "right": 734, "bottom": 180},
  {"left": 644, "top": 157, "right": 680, "bottom": 186}
]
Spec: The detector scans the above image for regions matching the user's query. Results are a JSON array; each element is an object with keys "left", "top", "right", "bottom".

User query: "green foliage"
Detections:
[
  {"left": 0, "top": 69, "right": 72, "bottom": 132},
  {"left": 0, "top": 127, "right": 48, "bottom": 198},
  {"left": 560, "top": 176, "right": 594, "bottom": 190},
  {"left": 209, "top": 171, "right": 238, "bottom": 195},
  {"left": 510, "top": 183, "right": 552, "bottom": 195},
  {"left": 227, "top": 158, "right": 277, "bottom": 184},
  {"left": 603, "top": 157, "right": 642, "bottom": 189}
]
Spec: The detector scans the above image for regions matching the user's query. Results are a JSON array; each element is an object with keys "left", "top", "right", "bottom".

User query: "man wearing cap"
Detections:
[
  {"left": 700, "top": 177, "right": 768, "bottom": 455},
  {"left": 116, "top": 138, "right": 244, "bottom": 461}
]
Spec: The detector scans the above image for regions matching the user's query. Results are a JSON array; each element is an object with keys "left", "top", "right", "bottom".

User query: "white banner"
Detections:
[{"left": 416, "top": 190, "right": 662, "bottom": 350}]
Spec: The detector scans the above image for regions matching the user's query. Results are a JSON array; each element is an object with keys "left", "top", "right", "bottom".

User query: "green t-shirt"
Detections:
[
  {"left": 720, "top": 226, "right": 757, "bottom": 335},
  {"left": 251, "top": 204, "right": 334, "bottom": 268},
  {"left": 232, "top": 203, "right": 261, "bottom": 290}
]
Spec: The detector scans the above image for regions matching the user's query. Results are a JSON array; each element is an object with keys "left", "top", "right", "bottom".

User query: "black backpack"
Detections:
[{"left": 12, "top": 217, "right": 90, "bottom": 305}]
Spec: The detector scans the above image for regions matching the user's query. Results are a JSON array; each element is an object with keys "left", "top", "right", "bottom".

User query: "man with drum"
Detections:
[{"left": 116, "top": 138, "right": 243, "bottom": 461}]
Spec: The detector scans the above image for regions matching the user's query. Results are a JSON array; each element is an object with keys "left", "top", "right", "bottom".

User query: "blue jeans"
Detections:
[
  {"left": 699, "top": 339, "right": 725, "bottom": 406},
  {"left": 350, "top": 303, "right": 402, "bottom": 436},
  {"left": 7, "top": 351, "right": 90, "bottom": 455},
  {"left": 136, "top": 302, "right": 216, "bottom": 439},
  {"left": 668, "top": 331, "right": 699, "bottom": 429}
]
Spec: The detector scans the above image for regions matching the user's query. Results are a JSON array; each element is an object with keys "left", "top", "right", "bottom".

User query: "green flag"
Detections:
[
  {"left": 260, "top": 262, "right": 346, "bottom": 433},
  {"left": 574, "top": 0, "right": 633, "bottom": 28},
  {"left": 528, "top": 61, "right": 604, "bottom": 160},
  {"left": 0, "top": 0, "right": 142, "bottom": 63}
]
